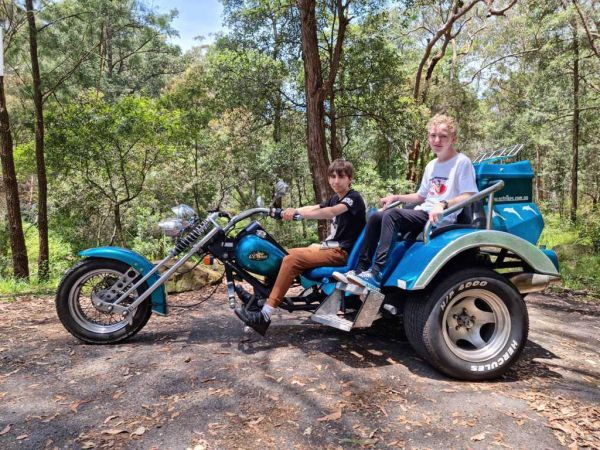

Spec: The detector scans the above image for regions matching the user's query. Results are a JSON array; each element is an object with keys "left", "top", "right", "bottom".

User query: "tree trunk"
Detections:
[
  {"left": 113, "top": 203, "right": 125, "bottom": 247},
  {"left": 570, "top": 20, "right": 579, "bottom": 223},
  {"left": 297, "top": 0, "right": 333, "bottom": 238},
  {"left": 329, "top": 89, "right": 341, "bottom": 161},
  {"left": 0, "top": 77, "right": 29, "bottom": 279},
  {"left": 26, "top": 0, "right": 49, "bottom": 280}
]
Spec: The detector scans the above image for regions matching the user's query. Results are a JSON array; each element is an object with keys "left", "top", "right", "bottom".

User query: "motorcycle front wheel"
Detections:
[{"left": 56, "top": 258, "right": 153, "bottom": 344}]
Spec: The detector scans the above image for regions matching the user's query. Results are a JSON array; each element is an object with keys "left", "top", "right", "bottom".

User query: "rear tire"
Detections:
[
  {"left": 404, "top": 268, "right": 528, "bottom": 380},
  {"left": 56, "top": 259, "right": 153, "bottom": 344}
]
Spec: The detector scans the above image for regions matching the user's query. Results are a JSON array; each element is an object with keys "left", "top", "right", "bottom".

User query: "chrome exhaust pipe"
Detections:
[{"left": 509, "top": 273, "right": 561, "bottom": 294}]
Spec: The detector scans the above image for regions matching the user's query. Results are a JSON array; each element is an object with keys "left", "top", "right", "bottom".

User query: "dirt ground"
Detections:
[{"left": 1, "top": 287, "right": 599, "bottom": 450}]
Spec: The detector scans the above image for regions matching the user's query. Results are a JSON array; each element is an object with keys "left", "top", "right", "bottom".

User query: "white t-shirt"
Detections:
[{"left": 415, "top": 152, "right": 478, "bottom": 224}]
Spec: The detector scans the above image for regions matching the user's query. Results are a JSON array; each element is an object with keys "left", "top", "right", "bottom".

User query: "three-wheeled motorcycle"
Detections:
[{"left": 56, "top": 145, "right": 560, "bottom": 380}]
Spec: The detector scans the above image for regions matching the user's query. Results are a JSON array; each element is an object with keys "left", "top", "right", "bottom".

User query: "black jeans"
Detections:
[{"left": 357, "top": 208, "right": 429, "bottom": 275}]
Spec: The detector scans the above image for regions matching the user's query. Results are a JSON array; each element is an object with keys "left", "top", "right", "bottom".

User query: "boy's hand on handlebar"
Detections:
[
  {"left": 282, "top": 208, "right": 298, "bottom": 221},
  {"left": 379, "top": 195, "right": 397, "bottom": 208},
  {"left": 429, "top": 203, "right": 444, "bottom": 224}
]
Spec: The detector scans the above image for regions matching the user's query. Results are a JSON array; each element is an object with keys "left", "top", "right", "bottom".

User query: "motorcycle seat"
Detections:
[{"left": 302, "top": 228, "right": 366, "bottom": 281}]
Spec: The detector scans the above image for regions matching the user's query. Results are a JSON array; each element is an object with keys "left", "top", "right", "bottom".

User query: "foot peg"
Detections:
[{"left": 310, "top": 282, "right": 385, "bottom": 331}]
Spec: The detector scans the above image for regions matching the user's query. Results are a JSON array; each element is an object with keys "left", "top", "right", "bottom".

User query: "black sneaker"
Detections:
[
  {"left": 234, "top": 285, "right": 253, "bottom": 304},
  {"left": 234, "top": 307, "right": 271, "bottom": 336}
]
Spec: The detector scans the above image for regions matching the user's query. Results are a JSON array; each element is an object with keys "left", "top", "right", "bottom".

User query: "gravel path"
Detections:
[{"left": 1, "top": 288, "right": 599, "bottom": 449}]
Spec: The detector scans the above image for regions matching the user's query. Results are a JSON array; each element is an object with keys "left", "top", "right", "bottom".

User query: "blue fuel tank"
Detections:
[{"left": 234, "top": 234, "right": 286, "bottom": 278}]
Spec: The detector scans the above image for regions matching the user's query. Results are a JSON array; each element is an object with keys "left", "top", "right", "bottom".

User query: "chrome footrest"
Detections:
[
  {"left": 310, "top": 313, "right": 353, "bottom": 331},
  {"left": 310, "top": 284, "right": 385, "bottom": 331}
]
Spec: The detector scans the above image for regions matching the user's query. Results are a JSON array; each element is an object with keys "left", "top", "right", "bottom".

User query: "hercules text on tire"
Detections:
[
  {"left": 404, "top": 268, "right": 529, "bottom": 380},
  {"left": 55, "top": 258, "right": 153, "bottom": 344}
]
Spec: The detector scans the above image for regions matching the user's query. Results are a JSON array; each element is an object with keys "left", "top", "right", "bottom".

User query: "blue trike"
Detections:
[{"left": 55, "top": 146, "right": 559, "bottom": 380}]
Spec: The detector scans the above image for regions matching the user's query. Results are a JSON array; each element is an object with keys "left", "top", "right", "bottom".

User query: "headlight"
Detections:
[
  {"left": 171, "top": 204, "right": 197, "bottom": 225},
  {"left": 158, "top": 218, "right": 184, "bottom": 237}
]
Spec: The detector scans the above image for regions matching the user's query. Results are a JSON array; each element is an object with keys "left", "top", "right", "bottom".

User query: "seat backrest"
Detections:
[{"left": 344, "top": 227, "right": 366, "bottom": 269}]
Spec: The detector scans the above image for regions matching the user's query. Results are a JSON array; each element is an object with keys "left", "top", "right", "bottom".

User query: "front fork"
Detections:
[{"left": 92, "top": 224, "right": 221, "bottom": 320}]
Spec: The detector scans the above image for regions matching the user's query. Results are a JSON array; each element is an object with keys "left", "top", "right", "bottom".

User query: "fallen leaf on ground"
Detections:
[
  {"left": 471, "top": 432, "right": 487, "bottom": 442},
  {"left": 16, "top": 434, "right": 28, "bottom": 440},
  {"left": 131, "top": 426, "right": 146, "bottom": 436},
  {"left": 318, "top": 409, "right": 342, "bottom": 422},
  {"left": 70, "top": 400, "right": 91, "bottom": 413},
  {"left": 247, "top": 416, "right": 264, "bottom": 427},
  {"left": 104, "top": 415, "right": 119, "bottom": 424},
  {"left": 0, "top": 425, "right": 11, "bottom": 435},
  {"left": 102, "top": 429, "right": 128, "bottom": 435},
  {"left": 81, "top": 442, "right": 96, "bottom": 449}
]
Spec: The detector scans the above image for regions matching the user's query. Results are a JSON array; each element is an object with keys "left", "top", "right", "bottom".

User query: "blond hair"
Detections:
[{"left": 427, "top": 114, "right": 457, "bottom": 136}]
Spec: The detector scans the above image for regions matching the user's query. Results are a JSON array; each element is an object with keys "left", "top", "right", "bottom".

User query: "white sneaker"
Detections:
[
  {"left": 332, "top": 270, "right": 358, "bottom": 284},
  {"left": 332, "top": 271, "right": 349, "bottom": 283}
]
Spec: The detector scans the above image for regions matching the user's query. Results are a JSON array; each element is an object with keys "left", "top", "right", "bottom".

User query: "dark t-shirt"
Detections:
[{"left": 319, "top": 189, "right": 366, "bottom": 251}]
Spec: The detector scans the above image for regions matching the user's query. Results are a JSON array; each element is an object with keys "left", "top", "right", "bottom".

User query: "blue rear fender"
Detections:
[
  {"left": 79, "top": 247, "right": 167, "bottom": 315},
  {"left": 382, "top": 229, "right": 560, "bottom": 291}
]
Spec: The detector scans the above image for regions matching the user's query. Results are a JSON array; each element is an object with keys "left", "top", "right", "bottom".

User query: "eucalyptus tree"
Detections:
[
  {"left": 467, "top": 0, "right": 599, "bottom": 218},
  {"left": 0, "top": 0, "right": 29, "bottom": 278},
  {"left": 394, "top": 0, "right": 519, "bottom": 182}
]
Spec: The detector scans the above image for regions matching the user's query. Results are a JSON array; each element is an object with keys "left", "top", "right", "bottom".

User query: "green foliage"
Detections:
[
  {"left": 2, "top": 0, "right": 599, "bottom": 298},
  {"left": 0, "top": 221, "right": 73, "bottom": 292}
]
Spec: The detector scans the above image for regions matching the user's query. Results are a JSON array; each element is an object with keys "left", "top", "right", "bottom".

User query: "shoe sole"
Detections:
[
  {"left": 347, "top": 274, "right": 381, "bottom": 292},
  {"left": 332, "top": 271, "right": 349, "bottom": 283}
]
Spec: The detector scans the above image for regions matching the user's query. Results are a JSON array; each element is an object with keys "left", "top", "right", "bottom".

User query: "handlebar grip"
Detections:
[
  {"left": 269, "top": 208, "right": 303, "bottom": 220},
  {"left": 383, "top": 200, "right": 402, "bottom": 210},
  {"left": 269, "top": 208, "right": 283, "bottom": 219}
]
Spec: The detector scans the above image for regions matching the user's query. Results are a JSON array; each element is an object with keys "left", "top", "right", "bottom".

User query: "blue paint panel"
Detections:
[
  {"left": 382, "top": 229, "right": 479, "bottom": 290},
  {"left": 475, "top": 160, "right": 534, "bottom": 203},
  {"left": 490, "top": 203, "right": 544, "bottom": 245},
  {"left": 541, "top": 249, "right": 559, "bottom": 270},
  {"left": 235, "top": 235, "right": 286, "bottom": 278},
  {"left": 79, "top": 247, "right": 167, "bottom": 315}
]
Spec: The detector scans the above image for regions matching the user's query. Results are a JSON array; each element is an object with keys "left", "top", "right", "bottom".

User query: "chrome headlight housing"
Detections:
[{"left": 158, "top": 204, "right": 197, "bottom": 237}]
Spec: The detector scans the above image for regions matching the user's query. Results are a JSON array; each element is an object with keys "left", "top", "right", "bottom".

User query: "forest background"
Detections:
[{"left": 0, "top": 0, "right": 599, "bottom": 295}]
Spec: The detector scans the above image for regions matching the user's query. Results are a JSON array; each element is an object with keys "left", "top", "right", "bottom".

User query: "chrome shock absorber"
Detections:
[{"left": 169, "top": 219, "right": 211, "bottom": 256}]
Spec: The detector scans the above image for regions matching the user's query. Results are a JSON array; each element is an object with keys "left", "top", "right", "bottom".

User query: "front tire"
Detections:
[
  {"left": 56, "top": 259, "right": 153, "bottom": 344},
  {"left": 404, "top": 268, "right": 528, "bottom": 380}
]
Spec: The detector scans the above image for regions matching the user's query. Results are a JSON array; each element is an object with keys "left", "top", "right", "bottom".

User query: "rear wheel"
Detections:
[
  {"left": 56, "top": 259, "right": 153, "bottom": 344},
  {"left": 404, "top": 268, "right": 528, "bottom": 380}
]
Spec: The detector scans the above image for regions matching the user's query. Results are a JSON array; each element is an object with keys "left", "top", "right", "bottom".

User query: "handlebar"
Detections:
[{"left": 269, "top": 208, "right": 303, "bottom": 221}]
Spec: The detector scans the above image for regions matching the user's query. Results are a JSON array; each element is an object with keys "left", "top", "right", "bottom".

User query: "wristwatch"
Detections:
[{"left": 440, "top": 200, "right": 449, "bottom": 210}]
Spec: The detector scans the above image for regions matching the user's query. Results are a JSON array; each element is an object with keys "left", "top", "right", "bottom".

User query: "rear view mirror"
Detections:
[{"left": 274, "top": 180, "right": 290, "bottom": 200}]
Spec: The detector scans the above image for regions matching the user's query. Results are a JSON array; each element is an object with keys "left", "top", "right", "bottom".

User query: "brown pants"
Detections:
[{"left": 267, "top": 246, "right": 348, "bottom": 308}]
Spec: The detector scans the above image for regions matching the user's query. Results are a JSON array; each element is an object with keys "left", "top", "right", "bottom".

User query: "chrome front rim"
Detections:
[
  {"left": 68, "top": 269, "right": 138, "bottom": 334},
  {"left": 441, "top": 288, "right": 511, "bottom": 362}
]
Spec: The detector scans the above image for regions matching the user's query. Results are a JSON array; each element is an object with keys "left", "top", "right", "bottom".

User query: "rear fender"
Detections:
[
  {"left": 79, "top": 247, "right": 167, "bottom": 315},
  {"left": 382, "top": 229, "right": 559, "bottom": 291}
]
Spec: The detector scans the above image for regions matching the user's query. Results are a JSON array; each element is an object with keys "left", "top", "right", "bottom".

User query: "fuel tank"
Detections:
[{"left": 234, "top": 222, "right": 286, "bottom": 278}]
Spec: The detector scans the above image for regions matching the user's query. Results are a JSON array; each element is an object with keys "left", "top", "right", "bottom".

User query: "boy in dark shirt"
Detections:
[{"left": 235, "top": 159, "right": 366, "bottom": 335}]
